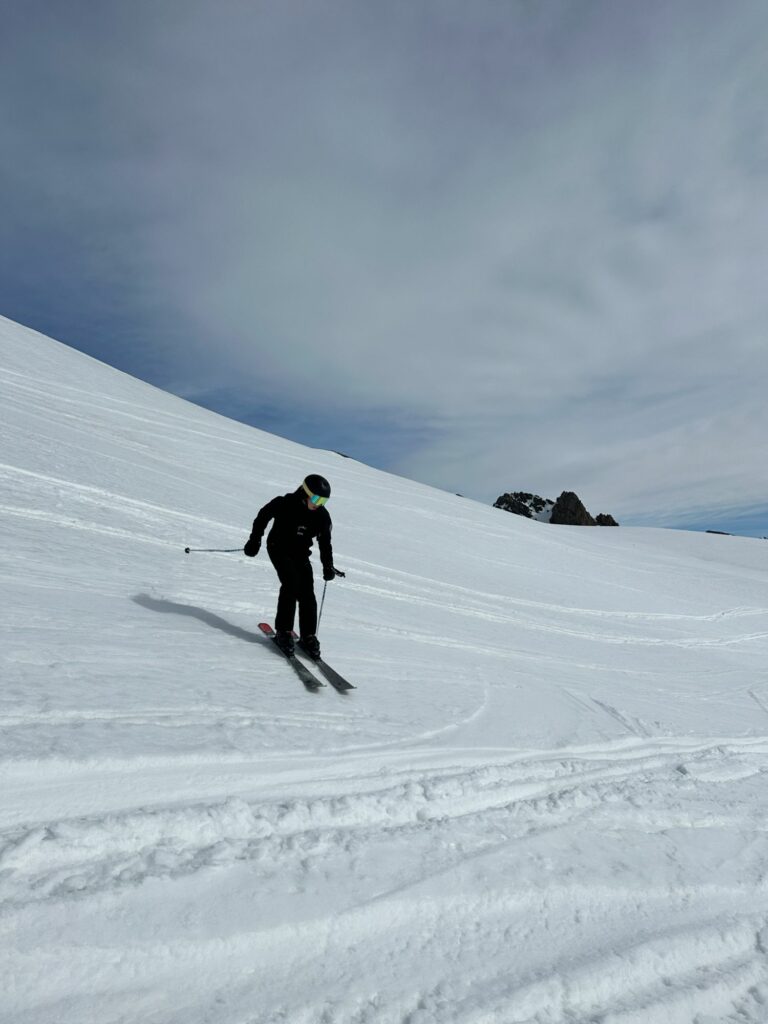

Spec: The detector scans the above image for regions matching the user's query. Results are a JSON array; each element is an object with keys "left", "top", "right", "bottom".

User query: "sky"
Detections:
[{"left": 1, "top": 0, "right": 767, "bottom": 536}]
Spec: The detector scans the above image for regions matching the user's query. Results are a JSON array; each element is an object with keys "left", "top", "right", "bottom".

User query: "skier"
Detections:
[{"left": 244, "top": 474, "right": 341, "bottom": 658}]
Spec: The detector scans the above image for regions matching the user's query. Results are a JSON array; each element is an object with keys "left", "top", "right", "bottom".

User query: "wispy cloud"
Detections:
[{"left": 1, "top": 1, "right": 767, "bottom": 528}]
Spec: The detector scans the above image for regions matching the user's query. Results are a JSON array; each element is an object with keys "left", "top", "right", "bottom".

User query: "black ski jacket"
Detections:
[{"left": 249, "top": 491, "right": 334, "bottom": 573}]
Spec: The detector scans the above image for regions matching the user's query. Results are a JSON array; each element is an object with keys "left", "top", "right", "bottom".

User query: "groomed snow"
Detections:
[{"left": 2, "top": 315, "right": 768, "bottom": 1023}]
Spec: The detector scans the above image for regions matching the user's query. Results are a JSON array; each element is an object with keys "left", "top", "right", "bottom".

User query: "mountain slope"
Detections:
[{"left": 2, "top": 315, "right": 768, "bottom": 1024}]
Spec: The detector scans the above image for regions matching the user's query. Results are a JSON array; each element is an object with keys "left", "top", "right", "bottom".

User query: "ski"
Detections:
[
  {"left": 292, "top": 634, "right": 355, "bottom": 692},
  {"left": 257, "top": 623, "right": 324, "bottom": 692},
  {"left": 306, "top": 657, "right": 356, "bottom": 693}
]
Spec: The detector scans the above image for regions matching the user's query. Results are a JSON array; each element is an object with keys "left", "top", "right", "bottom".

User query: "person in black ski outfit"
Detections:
[{"left": 243, "top": 474, "right": 341, "bottom": 658}]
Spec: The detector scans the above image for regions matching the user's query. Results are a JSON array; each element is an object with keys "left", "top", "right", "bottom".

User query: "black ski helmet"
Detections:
[{"left": 301, "top": 474, "right": 331, "bottom": 503}]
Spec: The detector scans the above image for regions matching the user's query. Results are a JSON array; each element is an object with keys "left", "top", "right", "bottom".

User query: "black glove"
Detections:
[
  {"left": 323, "top": 566, "right": 345, "bottom": 581},
  {"left": 243, "top": 538, "right": 260, "bottom": 557}
]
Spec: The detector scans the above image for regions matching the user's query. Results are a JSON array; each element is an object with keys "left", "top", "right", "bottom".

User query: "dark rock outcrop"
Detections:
[
  {"left": 550, "top": 491, "right": 595, "bottom": 526},
  {"left": 493, "top": 492, "right": 554, "bottom": 520},
  {"left": 595, "top": 513, "right": 619, "bottom": 527},
  {"left": 495, "top": 489, "right": 544, "bottom": 516},
  {"left": 493, "top": 494, "right": 532, "bottom": 518},
  {"left": 494, "top": 489, "right": 619, "bottom": 527}
]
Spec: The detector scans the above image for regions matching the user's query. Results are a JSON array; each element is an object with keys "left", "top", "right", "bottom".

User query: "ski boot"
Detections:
[
  {"left": 274, "top": 630, "right": 295, "bottom": 656},
  {"left": 298, "top": 634, "right": 321, "bottom": 660}
]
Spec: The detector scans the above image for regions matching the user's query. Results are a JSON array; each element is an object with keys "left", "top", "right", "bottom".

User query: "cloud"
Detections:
[{"left": 1, "top": 1, "right": 768, "bottom": 527}]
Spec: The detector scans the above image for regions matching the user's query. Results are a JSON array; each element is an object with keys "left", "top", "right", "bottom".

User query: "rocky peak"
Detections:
[
  {"left": 550, "top": 491, "right": 595, "bottom": 526},
  {"left": 493, "top": 491, "right": 555, "bottom": 521},
  {"left": 595, "top": 513, "right": 619, "bottom": 527},
  {"left": 494, "top": 489, "right": 619, "bottom": 527}
]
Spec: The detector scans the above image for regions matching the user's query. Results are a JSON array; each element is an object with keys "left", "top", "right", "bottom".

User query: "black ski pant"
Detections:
[{"left": 268, "top": 545, "right": 317, "bottom": 636}]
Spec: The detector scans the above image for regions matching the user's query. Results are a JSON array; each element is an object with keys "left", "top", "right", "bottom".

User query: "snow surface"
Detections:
[{"left": 2, "top": 314, "right": 768, "bottom": 1024}]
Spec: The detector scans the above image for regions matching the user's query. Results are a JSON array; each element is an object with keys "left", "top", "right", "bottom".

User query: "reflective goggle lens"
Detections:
[{"left": 302, "top": 481, "right": 329, "bottom": 506}]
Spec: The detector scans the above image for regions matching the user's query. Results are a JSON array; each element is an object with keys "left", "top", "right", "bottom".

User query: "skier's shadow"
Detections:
[{"left": 132, "top": 594, "right": 262, "bottom": 645}]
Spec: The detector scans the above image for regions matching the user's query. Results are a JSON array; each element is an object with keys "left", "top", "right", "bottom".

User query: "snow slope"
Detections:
[{"left": 2, "top": 314, "right": 768, "bottom": 1024}]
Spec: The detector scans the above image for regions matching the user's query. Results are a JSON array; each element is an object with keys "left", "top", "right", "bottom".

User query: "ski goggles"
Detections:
[{"left": 302, "top": 482, "right": 329, "bottom": 507}]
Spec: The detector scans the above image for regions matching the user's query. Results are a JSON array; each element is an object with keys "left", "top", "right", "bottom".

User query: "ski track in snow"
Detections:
[
  {"left": 3, "top": 320, "right": 768, "bottom": 1022},
  {"left": 2, "top": 735, "right": 767, "bottom": 907},
  {"left": 3, "top": 738, "right": 768, "bottom": 1022}
]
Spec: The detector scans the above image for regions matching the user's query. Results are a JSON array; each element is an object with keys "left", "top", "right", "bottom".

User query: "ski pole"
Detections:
[
  {"left": 316, "top": 569, "right": 344, "bottom": 634},
  {"left": 184, "top": 547, "right": 242, "bottom": 554}
]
